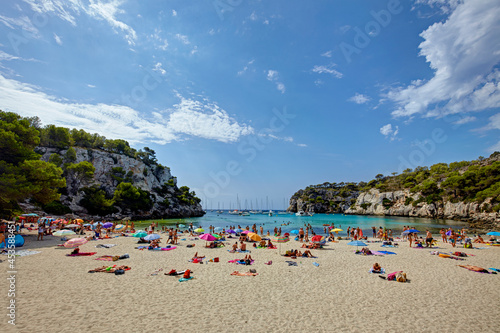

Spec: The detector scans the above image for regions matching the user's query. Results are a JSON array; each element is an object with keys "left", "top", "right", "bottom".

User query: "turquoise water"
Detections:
[{"left": 136, "top": 211, "right": 469, "bottom": 236}]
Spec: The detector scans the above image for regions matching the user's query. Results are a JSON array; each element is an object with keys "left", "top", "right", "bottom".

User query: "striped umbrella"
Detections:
[
  {"left": 273, "top": 236, "right": 289, "bottom": 255},
  {"left": 63, "top": 238, "right": 88, "bottom": 248},
  {"left": 114, "top": 224, "right": 125, "bottom": 232}
]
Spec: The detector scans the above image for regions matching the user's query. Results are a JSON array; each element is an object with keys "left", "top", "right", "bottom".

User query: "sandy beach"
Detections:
[{"left": 2, "top": 229, "right": 500, "bottom": 333}]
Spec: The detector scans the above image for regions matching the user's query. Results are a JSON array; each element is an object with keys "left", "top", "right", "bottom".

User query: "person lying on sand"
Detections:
[
  {"left": 458, "top": 265, "right": 490, "bottom": 273},
  {"left": 372, "top": 263, "right": 382, "bottom": 273},
  {"left": 192, "top": 252, "right": 205, "bottom": 260},
  {"left": 88, "top": 265, "right": 130, "bottom": 273}
]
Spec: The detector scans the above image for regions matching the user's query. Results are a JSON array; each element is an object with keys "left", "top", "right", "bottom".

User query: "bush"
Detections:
[
  {"left": 405, "top": 197, "right": 414, "bottom": 205},
  {"left": 42, "top": 200, "right": 72, "bottom": 215}
]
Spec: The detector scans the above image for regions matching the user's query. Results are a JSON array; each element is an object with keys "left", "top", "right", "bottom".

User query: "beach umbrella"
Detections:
[
  {"left": 486, "top": 231, "right": 500, "bottom": 236},
  {"left": 234, "top": 228, "right": 243, "bottom": 233},
  {"left": 144, "top": 234, "right": 161, "bottom": 241},
  {"left": 347, "top": 240, "right": 367, "bottom": 250},
  {"left": 214, "top": 227, "right": 223, "bottom": 232},
  {"left": 65, "top": 224, "right": 79, "bottom": 228},
  {"left": 194, "top": 228, "right": 204, "bottom": 233},
  {"left": 241, "top": 230, "right": 251, "bottom": 234},
  {"left": 273, "top": 236, "right": 289, "bottom": 255},
  {"left": 53, "top": 230, "right": 76, "bottom": 237},
  {"left": 83, "top": 223, "right": 92, "bottom": 227},
  {"left": 178, "top": 224, "right": 186, "bottom": 228},
  {"left": 211, "top": 233, "right": 222, "bottom": 239},
  {"left": 133, "top": 231, "right": 147, "bottom": 238},
  {"left": 114, "top": 224, "right": 125, "bottom": 232},
  {"left": 102, "top": 222, "right": 113, "bottom": 229},
  {"left": 63, "top": 238, "right": 88, "bottom": 248},
  {"left": 311, "top": 235, "right": 324, "bottom": 243},
  {"left": 402, "top": 229, "right": 420, "bottom": 234},
  {"left": 247, "top": 232, "right": 262, "bottom": 242},
  {"left": 290, "top": 230, "right": 299, "bottom": 235},
  {"left": 200, "top": 233, "right": 217, "bottom": 241},
  {"left": 76, "top": 219, "right": 84, "bottom": 223},
  {"left": 226, "top": 229, "right": 236, "bottom": 234},
  {"left": 330, "top": 228, "right": 343, "bottom": 233}
]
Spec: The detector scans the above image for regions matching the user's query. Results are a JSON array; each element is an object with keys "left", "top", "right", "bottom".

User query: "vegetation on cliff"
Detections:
[
  {"left": 290, "top": 153, "right": 500, "bottom": 214},
  {"left": 0, "top": 111, "right": 202, "bottom": 218}
]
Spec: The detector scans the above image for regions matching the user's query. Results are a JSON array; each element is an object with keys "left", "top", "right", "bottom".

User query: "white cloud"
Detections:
[
  {"left": 311, "top": 64, "right": 343, "bottom": 78},
  {"left": 314, "top": 79, "right": 324, "bottom": 86},
  {"left": 321, "top": 51, "right": 332, "bottom": 58},
  {"left": 208, "top": 28, "right": 216, "bottom": 35},
  {"left": 249, "top": 11, "right": 257, "bottom": 21},
  {"left": 266, "top": 70, "right": 286, "bottom": 94},
  {"left": 0, "top": 14, "right": 40, "bottom": 38},
  {"left": 87, "top": 84, "right": 95, "bottom": 88},
  {"left": 153, "top": 62, "right": 166, "bottom": 75},
  {"left": 22, "top": 0, "right": 137, "bottom": 45},
  {"left": 414, "top": 0, "right": 461, "bottom": 13},
  {"left": 380, "top": 123, "right": 399, "bottom": 141},
  {"left": 452, "top": 116, "right": 476, "bottom": 125},
  {"left": 388, "top": 0, "right": 500, "bottom": 119},
  {"left": 267, "top": 70, "right": 278, "bottom": 81},
  {"left": 348, "top": 93, "right": 370, "bottom": 104},
  {"left": 297, "top": 143, "right": 307, "bottom": 147},
  {"left": 276, "top": 82, "right": 286, "bottom": 94},
  {"left": 172, "top": 9, "right": 177, "bottom": 17},
  {"left": 175, "top": 33, "right": 190, "bottom": 45},
  {"left": 0, "top": 51, "right": 20, "bottom": 61},
  {"left": 237, "top": 59, "right": 255, "bottom": 76},
  {"left": 53, "top": 33, "right": 62, "bottom": 45},
  {"left": 0, "top": 74, "right": 253, "bottom": 144}
]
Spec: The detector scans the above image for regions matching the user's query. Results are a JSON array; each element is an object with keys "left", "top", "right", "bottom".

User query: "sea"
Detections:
[{"left": 134, "top": 211, "right": 470, "bottom": 236}]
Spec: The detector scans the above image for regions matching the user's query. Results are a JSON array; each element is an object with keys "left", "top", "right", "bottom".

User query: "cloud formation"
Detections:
[
  {"left": 349, "top": 93, "right": 370, "bottom": 104},
  {"left": 380, "top": 123, "right": 399, "bottom": 141},
  {"left": 266, "top": 69, "right": 286, "bottom": 94},
  {"left": 388, "top": 0, "right": 500, "bottom": 121},
  {"left": 0, "top": 74, "right": 253, "bottom": 144},
  {"left": 311, "top": 64, "right": 343, "bottom": 78}
]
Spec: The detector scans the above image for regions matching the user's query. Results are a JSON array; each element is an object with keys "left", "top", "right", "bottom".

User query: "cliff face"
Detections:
[
  {"left": 288, "top": 187, "right": 499, "bottom": 230},
  {"left": 344, "top": 189, "right": 499, "bottom": 229},
  {"left": 37, "top": 147, "right": 205, "bottom": 220},
  {"left": 287, "top": 188, "right": 359, "bottom": 213}
]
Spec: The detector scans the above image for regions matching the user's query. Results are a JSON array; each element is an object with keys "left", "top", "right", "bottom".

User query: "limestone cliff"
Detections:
[{"left": 36, "top": 147, "right": 205, "bottom": 220}]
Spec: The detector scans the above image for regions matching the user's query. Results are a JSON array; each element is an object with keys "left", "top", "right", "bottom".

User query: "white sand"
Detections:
[{"left": 1, "top": 230, "right": 500, "bottom": 333}]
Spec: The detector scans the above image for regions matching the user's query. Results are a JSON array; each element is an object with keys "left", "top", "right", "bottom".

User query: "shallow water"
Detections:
[{"left": 133, "top": 211, "right": 469, "bottom": 236}]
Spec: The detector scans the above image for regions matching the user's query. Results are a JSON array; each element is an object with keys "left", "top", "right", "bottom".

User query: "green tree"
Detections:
[
  {"left": 113, "top": 182, "right": 152, "bottom": 211},
  {"left": 40, "top": 125, "right": 72, "bottom": 148},
  {"left": 79, "top": 185, "right": 116, "bottom": 216}
]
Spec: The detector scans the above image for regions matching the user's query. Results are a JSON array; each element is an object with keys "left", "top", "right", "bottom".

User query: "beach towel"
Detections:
[
  {"left": 313, "top": 262, "right": 320, "bottom": 267},
  {"left": 149, "top": 268, "right": 164, "bottom": 276},
  {"left": 230, "top": 271, "right": 258, "bottom": 276},
  {"left": 179, "top": 277, "right": 193, "bottom": 282},
  {"left": 66, "top": 252, "right": 96, "bottom": 257},
  {"left": 95, "top": 244, "right": 117, "bottom": 248},
  {"left": 375, "top": 251, "right": 397, "bottom": 255},
  {"left": 1, "top": 250, "right": 41, "bottom": 257},
  {"left": 286, "top": 261, "right": 298, "bottom": 266},
  {"left": 381, "top": 244, "right": 396, "bottom": 248},
  {"left": 136, "top": 246, "right": 176, "bottom": 251},
  {"left": 369, "top": 267, "right": 386, "bottom": 274},
  {"left": 489, "top": 268, "right": 500, "bottom": 273}
]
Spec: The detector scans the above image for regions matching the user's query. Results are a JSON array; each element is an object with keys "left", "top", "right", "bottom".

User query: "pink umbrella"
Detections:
[
  {"left": 63, "top": 238, "right": 88, "bottom": 248},
  {"left": 241, "top": 230, "right": 251, "bottom": 234},
  {"left": 200, "top": 233, "right": 217, "bottom": 241}
]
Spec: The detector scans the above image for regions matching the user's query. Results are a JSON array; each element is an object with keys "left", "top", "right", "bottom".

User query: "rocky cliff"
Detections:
[
  {"left": 345, "top": 189, "right": 499, "bottom": 229},
  {"left": 36, "top": 147, "right": 205, "bottom": 220}
]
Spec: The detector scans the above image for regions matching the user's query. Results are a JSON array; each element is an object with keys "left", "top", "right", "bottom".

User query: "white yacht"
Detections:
[{"left": 296, "top": 210, "right": 306, "bottom": 216}]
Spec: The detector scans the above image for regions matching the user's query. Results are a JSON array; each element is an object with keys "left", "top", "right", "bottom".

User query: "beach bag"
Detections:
[
  {"left": 214, "top": 257, "right": 219, "bottom": 262},
  {"left": 396, "top": 272, "right": 407, "bottom": 282},
  {"left": 183, "top": 270, "right": 191, "bottom": 279}
]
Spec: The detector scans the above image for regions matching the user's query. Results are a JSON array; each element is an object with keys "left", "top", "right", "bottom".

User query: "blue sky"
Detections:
[{"left": 0, "top": 0, "right": 499, "bottom": 210}]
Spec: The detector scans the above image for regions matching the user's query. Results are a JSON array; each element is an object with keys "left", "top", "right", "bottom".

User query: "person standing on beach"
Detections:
[
  {"left": 37, "top": 224, "right": 44, "bottom": 241},
  {"left": 260, "top": 226, "right": 263, "bottom": 235},
  {"left": 299, "top": 227, "right": 305, "bottom": 242},
  {"left": 440, "top": 228, "right": 447, "bottom": 243},
  {"left": 408, "top": 232, "right": 413, "bottom": 248},
  {"left": 346, "top": 227, "right": 350, "bottom": 239},
  {"left": 425, "top": 230, "right": 433, "bottom": 247},
  {"left": 372, "top": 227, "right": 376, "bottom": 239}
]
